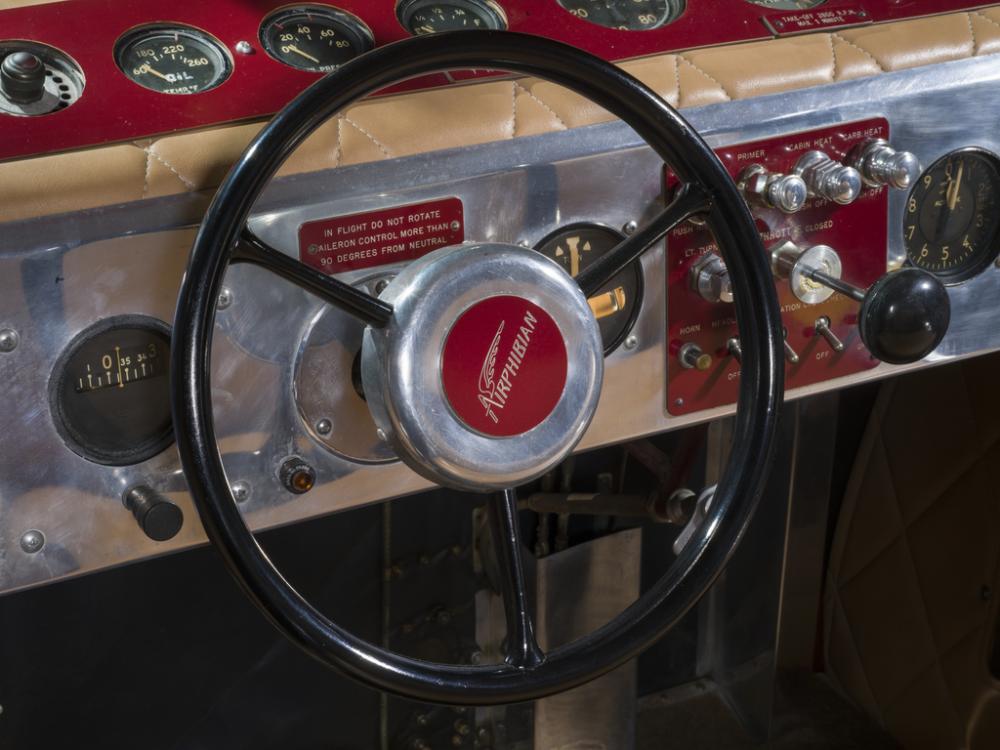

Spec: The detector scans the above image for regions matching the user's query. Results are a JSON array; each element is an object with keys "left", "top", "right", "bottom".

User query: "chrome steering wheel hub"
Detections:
[{"left": 362, "top": 243, "right": 604, "bottom": 491}]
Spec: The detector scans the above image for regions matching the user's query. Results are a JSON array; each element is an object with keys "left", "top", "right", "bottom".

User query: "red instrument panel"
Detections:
[
  {"left": 666, "top": 118, "right": 890, "bottom": 415},
  {"left": 0, "top": 1, "right": 992, "bottom": 163}
]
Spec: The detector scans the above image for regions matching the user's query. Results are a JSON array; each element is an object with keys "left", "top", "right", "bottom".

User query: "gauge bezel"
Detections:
[
  {"left": 534, "top": 221, "right": 644, "bottom": 354},
  {"left": 555, "top": 0, "right": 685, "bottom": 31},
  {"left": 114, "top": 23, "right": 233, "bottom": 95},
  {"left": 259, "top": 4, "right": 376, "bottom": 72},
  {"left": 49, "top": 315, "right": 174, "bottom": 466},
  {"left": 396, "top": 0, "right": 509, "bottom": 35},
  {"left": 903, "top": 146, "right": 1000, "bottom": 285}
]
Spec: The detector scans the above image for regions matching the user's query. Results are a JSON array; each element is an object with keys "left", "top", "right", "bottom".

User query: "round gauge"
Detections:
[
  {"left": 746, "top": 0, "right": 826, "bottom": 9},
  {"left": 535, "top": 224, "right": 643, "bottom": 353},
  {"left": 260, "top": 6, "right": 374, "bottom": 72},
  {"left": 557, "top": 0, "right": 684, "bottom": 30},
  {"left": 115, "top": 25, "right": 231, "bottom": 94},
  {"left": 398, "top": 0, "right": 507, "bottom": 34},
  {"left": 50, "top": 316, "right": 173, "bottom": 466},
  {"left": 904, "top": 149, "right": 1000, "bottom": 282}
]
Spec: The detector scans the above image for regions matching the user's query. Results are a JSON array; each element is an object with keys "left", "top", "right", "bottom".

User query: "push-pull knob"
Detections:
[
  {"left": 1, "top": 52, "right": 46, "bottom": 104},
  {"left": 739, "top": 164, "right": 809, "bottom": 214},
  {"left": 851, "top": 139, "right": 921, "bottom": 190},
  {"left": 689, "top": 253, "right": 733, "bottom": 304},
  {"left": 123, "top": 485, "right": 184, "bottom": 542},
  {"left": 794, "top": 150, "right": 863, "bottom": 205},
  {"left": 771, "top": 241, "right": 950, "bottom": 364}
]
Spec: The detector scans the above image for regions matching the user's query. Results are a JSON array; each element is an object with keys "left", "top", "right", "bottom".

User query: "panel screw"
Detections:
[
  {"left": 674, "top": 397, "right": 685, "bottom": 407},
  {"left": 231, "top": 481, "right": 250, "bottom": 503},
  {"left": 0, "top": 328, "right": 19, "bottom": 352},
  {"left": 20, "top": 529, "right": 44, "bottom": 554},
  {"left": 217, "top": 287, "right": 233, "bottom": 310},
  {"left": 315, "top": 418, "right": 332, "bottom": 435},
  {"left": 622, "top": 220, "right": 638, "bottom": 235},
  {"left": 450, "top": 220, "right": 461, "bottom": 232},
  {"left": 234, "top": 41, "right": 254, "bottom": 55},
  {"left": 623, "top": 335, "right": 638, "bottom": 350},
  {"left": 373, "top": 279, "right": 389, "bottom": 295}
]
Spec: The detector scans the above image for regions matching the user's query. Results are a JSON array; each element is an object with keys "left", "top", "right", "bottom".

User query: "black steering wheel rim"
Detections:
[{"left": 172, "top": 31, "right": 784, "bottom": 705}]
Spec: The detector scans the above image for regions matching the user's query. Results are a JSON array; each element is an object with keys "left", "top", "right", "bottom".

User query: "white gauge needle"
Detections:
[
  {"left": 141, "top": 64, "right": 172, "bottom": 83},
  {"left": 287, "top": 46, "right": 320, "bottom": 64}
]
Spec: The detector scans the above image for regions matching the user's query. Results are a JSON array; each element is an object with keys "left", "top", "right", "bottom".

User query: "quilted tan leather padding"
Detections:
[
  {"left": 825, "top": 355, "right": 1000, "bottom": 749},
  {"left": 1, "top": 7, "right": 1000, "bottom": 222}
]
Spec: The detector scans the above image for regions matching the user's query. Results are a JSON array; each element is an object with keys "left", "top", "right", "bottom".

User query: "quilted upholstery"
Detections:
[
  {"left": 825, "top": 354, "right": 1000, "bottom": 749},
  {"left": 1, "top": 7, "right": 1000, "bottom": 221}
]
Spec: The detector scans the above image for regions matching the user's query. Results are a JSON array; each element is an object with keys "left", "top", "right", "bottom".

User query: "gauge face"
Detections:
[
  {"left": 116, "top": 25, "right": 231, "bottom": 94},
  {"left": 904, "top": 150, "right": 1000, "bottom": 282},
  {"left": 398, "top": 0, "right": 507, "bottom": 34},
  {"left": 557, "top": 0, "right": 684, "bottom": 30},
  {"left": 536, "top": 224, "right": 642, "bottom": 353},
  {"left": 261, "top": 6, "right": 374, "bottom": 72},
  {"left": 747, "top": 0, "right": 826, "bottom": 9},
  {"left": 50, "top": 317, "right": 173, "bottom": 466}
]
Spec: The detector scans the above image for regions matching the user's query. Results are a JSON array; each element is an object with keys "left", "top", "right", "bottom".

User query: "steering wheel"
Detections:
[{"left": 172, "top": 31, "right": 784, "bottom": 705}]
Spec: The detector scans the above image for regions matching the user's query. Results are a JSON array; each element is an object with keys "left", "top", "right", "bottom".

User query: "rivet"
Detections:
[
  {"left": 231, "top": 481, "right": 250, "bottom": 503},
  {"left": 623, "top": 335, "right": 638, "bottom": 350},
  {"left": 674, "top": 397, "right": 685, "bottom": 407},
  {"left": 315, "top": 418, "right": 332, "bottom": 435},
  {"left": 376, "top": 428, "right": 387, "bottom": 442},
  {"left": 217, "top": 287, "right": 233, "bottom": 310},
  {"left": 0, "top": 328, "right": 19, "bottom": 353},
  {"left": 450, "top": 220, "right": 461, "bottom": 232},
  {"left": 234, "top": 41, "right": 254, "bottom": 55},
  {"left": 622, "top": 220, "right": 638, "bottom": 236},
  {"left": 20, "top": 529, "right": 44, "bottom": 554}
]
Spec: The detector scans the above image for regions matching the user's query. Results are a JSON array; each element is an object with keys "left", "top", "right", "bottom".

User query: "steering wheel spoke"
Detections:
[
  {"left": 576, "top": 182, "right": 711, "bottom": 297},
  {"left": 233, "top": 229, "right": 393, "bottom": 328},
  {"left": 487, "top": 488, "right": 545, "bottom": 669}
]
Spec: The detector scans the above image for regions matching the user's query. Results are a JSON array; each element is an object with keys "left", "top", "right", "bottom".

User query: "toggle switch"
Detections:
[
  {"left": 783, "top": 329, "right": 800, "bottom": 364},
  {"left": 794, "top": 150, "right": 863, "bottom": 205},
  {"left": 814, "top": 317, "right": 845, "bottom": 353},
  {"left": 678, "top": 342, "right": 712, "bottom": 371},
  {"left": 738, "top": 164, "right": 809, "bottom": 214},
  {"left": 727, "top": 337, "right": 742, "bottom": 364},
  {"left": 850, "top": 139, "right": 921, "bottom": 190}
]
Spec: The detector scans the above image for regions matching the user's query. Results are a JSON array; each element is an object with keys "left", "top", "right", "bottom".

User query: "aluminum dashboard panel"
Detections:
[{"left": 1, "top": 56, "right": 1000, "bottom": 594}]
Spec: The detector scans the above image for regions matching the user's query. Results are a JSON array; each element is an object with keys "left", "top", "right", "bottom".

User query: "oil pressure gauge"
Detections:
[
  {"left": 261, "top": 6, "right": 374, "bottom": 72},
  {"left": 116, "top": 25, "right": 231, "bottom": 94}
]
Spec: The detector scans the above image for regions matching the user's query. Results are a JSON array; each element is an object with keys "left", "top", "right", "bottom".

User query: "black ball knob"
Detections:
[
  {"left": 123, "top": 485, "right": 184, "bottom": 542},
  {"left": 858, "top": 268, "right": 950, "bottom": 365},
  {"left": 1, "top": 51, "right": 46, "bottom": 104}
]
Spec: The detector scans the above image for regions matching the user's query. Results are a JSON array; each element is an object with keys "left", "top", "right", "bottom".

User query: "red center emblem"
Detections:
[{"left": 441, "top": 296, "right": 568, "bottom": 438}]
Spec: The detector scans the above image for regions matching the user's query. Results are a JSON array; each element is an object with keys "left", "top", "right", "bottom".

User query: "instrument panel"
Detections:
[{"left": 0, "top": 0, "right": 995, "bottom": 161}]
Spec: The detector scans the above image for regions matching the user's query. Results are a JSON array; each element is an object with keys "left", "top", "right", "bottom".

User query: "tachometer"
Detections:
[
  {"left": 557, "top": 0, "right": 684, "bottom": 30},
  {"left": 904, "top": 149, "right": 1000, "bottom": 282},
  {"left": 260, "top": 6, "right": 374, "bottom": 72},
  {"left": 116, "top": 25, "right": 231, "bottom": 94},
  {"left": 397, "top": 0, "right": 508, "bottom": 34},
  {"left": 535, "top": 224, "right": 643, "bottom": 353}
]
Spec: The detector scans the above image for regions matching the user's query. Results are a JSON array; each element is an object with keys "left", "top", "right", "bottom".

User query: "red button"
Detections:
[{"left": 441, "top": 296, "right": 568, "bottom": 438}]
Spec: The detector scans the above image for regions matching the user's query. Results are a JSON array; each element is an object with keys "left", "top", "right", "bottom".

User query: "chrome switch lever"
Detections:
[
  {"left": 738, "top": 164, "right": 809, "bottom": 214},
  {"left": 850, "top": 138, "right": 921, "bottom": 190},
  {"left": 794, "top": 150, "right": 863, "bottom": 205}
]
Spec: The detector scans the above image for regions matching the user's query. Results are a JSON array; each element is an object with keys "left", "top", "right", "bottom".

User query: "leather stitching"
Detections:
[
  {"left": 333, "top": 117, "right": 344, "bottom": 168},
  {"left": 968, "top": 12, "right": 980, "bottom": 54},
  {"left": 829, "top": 34, "right": 839, "bottom": 81},
  {"left": 510, "top": 81, "right": 517, "bottom": 138},
  {"left": 343, "top": 116, "right": 391, "bottom": 158},
  {"left": 513, "top": 81, "right": 567, "bottom": 130},
  {"left": 677, "top": 55, "right": 732, "bottom": 100},
  {"left": 671, "top": 55, "right": 681, "bottom": 107},
  {"left": 141, "top": 146, "right": 196, "bottom": 192},
  {"left": 831, "top": 32, "right": 885, "bottom": 72},
  {"left": 974, "top": 9, "right": 1000, "bottom": 32}
]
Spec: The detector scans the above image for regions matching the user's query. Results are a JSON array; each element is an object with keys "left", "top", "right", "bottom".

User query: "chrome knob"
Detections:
[
  {"left": 794, "top": 150, "right": 862, "bottom": 205},
  {"left": 851, "top": 138, "right": 921, "bottom": 190},
  {"left": 739, "top": 164, "right": 809, "bottom": 214},
  {"left": 678, "top": 342, "right": 712, "bottom": 371},
  {"left": 814, "top": 317, "right": 845, "bottom": 353},
  {"left": 689, "top": 253, "right": 733, "bottom": 304}
]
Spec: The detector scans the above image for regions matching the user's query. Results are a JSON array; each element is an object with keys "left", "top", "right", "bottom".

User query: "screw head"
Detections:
[
  {"left": 315, "top": 418, "right": 332, "bottom": 435},
  {"left": 0, "top": 328, "right": 19, "bottom": 352},
  {"left": 622, "top": 220, "right": 638, "bottom": 235},
  {"left": 20, "top": 529, "right": 44, "bottom": 554},
  {"left": 217, "top": 287, "right": 233, "bottom": 310},
  {"left": 234, "top": 41, "right": 254, "bottom": 55},
  {"left": 231, "top": 481, "right": 250, "bottom": 503},
  {"left": 373, "top": 279, "right": 389, "bottom": 295},
  {"left": 674, "top": 397, "right": 685, "bottom": 407},
  {"left": 623, "top": 334, "right": 638, "bottom": 351}
]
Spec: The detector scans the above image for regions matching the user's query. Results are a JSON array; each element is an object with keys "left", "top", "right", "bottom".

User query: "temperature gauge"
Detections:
[
  {"left": 116, "top": 25, "right": 231, "bottom": 94},
  {"left": 50, "top": 316, "right": 173, "bottom": 465}
]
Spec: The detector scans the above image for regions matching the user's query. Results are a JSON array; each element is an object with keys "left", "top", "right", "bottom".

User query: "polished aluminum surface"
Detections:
[
  {"left": 2, "top": 54, "right": 1000, "bottom": 593},
  {"left": 361, "top": 243, "right": 603, "bottom": 491}
]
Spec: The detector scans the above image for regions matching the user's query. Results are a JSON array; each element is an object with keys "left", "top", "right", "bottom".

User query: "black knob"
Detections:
[
  {"left": 1, "top": 52, "right": 46, "bottom": 104},
  {"left": 858, "top": 268, "right": 950, "bottom": 365},
  {"left": 123, "top": 485, "right": 184, "bottom": 542}
]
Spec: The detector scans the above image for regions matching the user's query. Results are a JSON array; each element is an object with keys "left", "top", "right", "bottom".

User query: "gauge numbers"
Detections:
[
  {"left": 557, "top": 0, "right": 684, "bottom": 30},
  {"left": 261, "top": 6, "right": 374, "bottom": 72},
  {"left": 397, "top": 0, "right": 508, "bottom": 35},
  {"left": 116, "top": 25, "right": 231, "bottom": 94},
  {"left": 747, "top": 0, "right": 827, "bottom": 9},
  {"left": 905, "top": 149, "right": 1000, "bottom": 282},
  {"left": 535, "top": 224, "right": 643, "bottom": 353}
]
